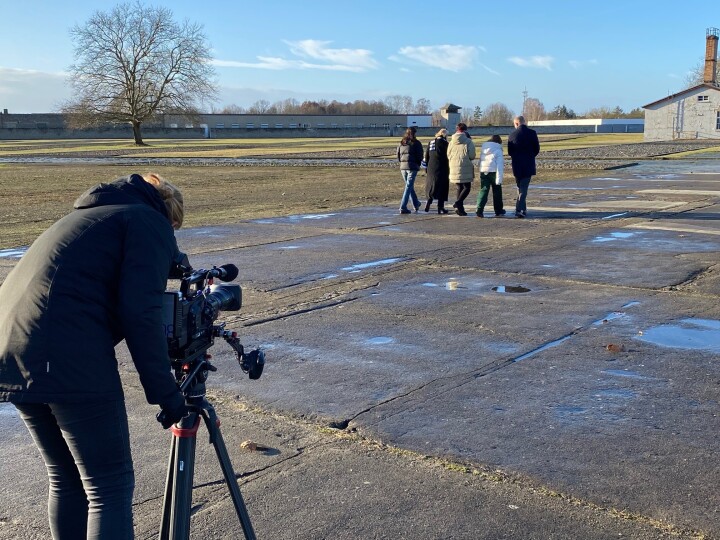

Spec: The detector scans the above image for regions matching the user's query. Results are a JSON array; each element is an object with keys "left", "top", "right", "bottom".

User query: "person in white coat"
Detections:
[{"left": 475, "top": 135, "right": 506, "bottom": 217}]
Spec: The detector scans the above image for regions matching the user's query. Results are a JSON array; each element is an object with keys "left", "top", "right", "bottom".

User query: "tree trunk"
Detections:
[{"left": 132, "top": 121, "right": 145, "bottom": 146}]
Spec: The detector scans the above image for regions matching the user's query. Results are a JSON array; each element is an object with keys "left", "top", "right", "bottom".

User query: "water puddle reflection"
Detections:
[
  {"left": 602, "top": 212, "right": 629, "bottom": 220},
  {"left": 513, "top": 335, "right": 572, "bottom": 362},
  {"left": 366, "top": 337, "right": 394, "bottom": 345},
  {"left": 0, "top": 247, "right": 28, "bottom": 259},
  {"left": 341, "top": 258, "right": 403, "bottom": 272},
  {"left": 593, "top": 311, "right": 627, "bottom": 325},
  {"left": 591, "top": 231, "right": 639, "bottom": 243},
  {"left": 493, "top": 285, "right": 531, "bottom": 293},
  {"left": 637, "top": 318, "right": 720, "bottom": 353}
]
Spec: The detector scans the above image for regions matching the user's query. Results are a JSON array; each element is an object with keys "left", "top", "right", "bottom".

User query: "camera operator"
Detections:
[{"left": 0, "top": 173, "right": 190, "bottom": 539}]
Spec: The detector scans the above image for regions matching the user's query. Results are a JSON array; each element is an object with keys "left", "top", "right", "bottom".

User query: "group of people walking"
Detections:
[{"left": 396, "top": 116, "right": 540, "bottom": 218}]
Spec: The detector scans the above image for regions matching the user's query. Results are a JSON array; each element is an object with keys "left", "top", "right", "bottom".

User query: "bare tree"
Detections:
[
  {"left": 523, "top": 98, "right": 546, "bottom": 121},
  {"left": 247, "top": 99, "right": 271, "bottom": 114},
  {"left": 482, "top": 102, "right": 514, "bottom": 126},
  {"left": 63, "top": 2, "right": 217, "bottom": 145},
  {"left": 684, "top": 57, "right": 720, "bottom": 88},
  {"left": 414, "top": 98, "right": 432, "bottom": 114}
]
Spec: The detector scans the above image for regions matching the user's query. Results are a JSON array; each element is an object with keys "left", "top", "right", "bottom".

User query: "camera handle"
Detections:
[{"left": 215, "top": 327, "right": 265, "bottom": 380}]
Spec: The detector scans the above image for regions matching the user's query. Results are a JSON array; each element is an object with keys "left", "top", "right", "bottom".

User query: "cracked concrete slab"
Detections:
[{"left": 1, "top": 165, "right": 719, "bottom": 539}]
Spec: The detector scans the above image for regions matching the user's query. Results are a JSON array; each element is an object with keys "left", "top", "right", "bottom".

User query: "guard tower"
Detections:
[
  {"left": 440, "top": 103, "right": 462, "bottom": 129},
  {"left": 704, "top": 27, "right": 719, "bottom": 85}
]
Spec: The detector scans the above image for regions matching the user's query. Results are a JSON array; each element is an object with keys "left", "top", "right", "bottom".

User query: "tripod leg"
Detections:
[
  {"left": 201, "top": 405, "right": 257, "bottom": 540},
  {"left": 159, "top": 414, "right": 200, "bottom": 540}
]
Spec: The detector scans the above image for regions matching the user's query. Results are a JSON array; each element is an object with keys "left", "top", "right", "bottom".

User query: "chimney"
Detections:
[{"left": 704, "top": 27, "right": 719, "bottom": 85}]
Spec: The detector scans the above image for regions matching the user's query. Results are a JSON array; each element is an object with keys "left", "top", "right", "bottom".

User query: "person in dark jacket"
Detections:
[
  {"left": 0, "top": 173, "right": 189, "bottom": 539},
  {"left": 507, "top": 115, "right": 540, "bottom": 218},
  {"left": 396, "top": 127, "right": 424, "bottom": 214},
  {"left": 423, "top": 128, "right": 450, "bottom": 214}
]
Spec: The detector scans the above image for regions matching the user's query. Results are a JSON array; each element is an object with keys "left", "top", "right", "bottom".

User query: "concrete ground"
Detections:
[{"left": 1, "top": 161, "right": 719, "bottom": 539}]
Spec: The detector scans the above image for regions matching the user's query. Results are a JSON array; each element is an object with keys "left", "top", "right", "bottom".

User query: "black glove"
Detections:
[{"left": 156, "top": 402, "right": 190, "bottom": 429}]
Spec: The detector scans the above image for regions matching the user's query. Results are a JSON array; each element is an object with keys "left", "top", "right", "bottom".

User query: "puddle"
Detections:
[
  {"left": 341, "top": 258, "right": 403, "bottom": 272},
  {"left": 0, "top": 247, "right": 28, "bottom": 259},
  {"left": 278, "top": 245, "right": 301, "bottom": 250},
  {"left": 593, "top": 311, "right": 626, "bottom": 325},
  {"left": 535, "top": 186, "right": 604, "bottom": 191},
  {"left": 513, "top": 335, "right": 572, "bottom": 362},
  {"left": 366, "top": 337, "right": 394, "bottom": 345},
  {"left": 622, "top": 301, "right": 640, "bottom": 308},
  {"left": 541, "top": 264, "right": 554, "bottom": 268},
  {"left": 292, "top": 213, "right": 336, "bottom": 220},
  {"left": 602, "top": 369, "right": 652, "bottom": 380},
  {"left": 636, "top": 318, "right": 720, "bottom": 353},
  {"left": 591, "top": 231, "right": 640, "bottom": 243},
  {"left": 422, "top": 282, "right": 439, "bottom": 287},
  {"left": 321, "top": 274, "right": 339, "bottom": 280},
  {"left": 602, "top": 212, "right": 629, "bottom": 220},
  {"left": 493, "top": 285, "right": 531, "bottom": 293}
]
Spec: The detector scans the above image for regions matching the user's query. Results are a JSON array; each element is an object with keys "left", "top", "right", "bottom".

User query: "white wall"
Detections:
[{"left": 644, "top": 86, "right": 720, "bottom": 141}]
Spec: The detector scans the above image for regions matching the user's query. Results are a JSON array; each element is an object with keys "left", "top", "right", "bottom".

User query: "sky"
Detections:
[{"left": 0, "top": 0, "right": 715, "bottom": 115}]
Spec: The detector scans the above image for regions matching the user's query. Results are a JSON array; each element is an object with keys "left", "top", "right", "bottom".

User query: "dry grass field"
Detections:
[{"left": 0, "top": 133, "right": 659, "bottom": 249}]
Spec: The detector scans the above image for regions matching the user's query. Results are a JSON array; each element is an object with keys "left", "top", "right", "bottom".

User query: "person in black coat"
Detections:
[
  {"left": 507, "top": 115, "right": 540, "bottom": 218},
  {"left": 423, "top": 128, "right": 450, "bottom": 214},
  {"left": 396, "top": 127, "right": 424, "bottom": 214},
  {"left": 0, "top": 173, "right": 189, "bottom": 539}
]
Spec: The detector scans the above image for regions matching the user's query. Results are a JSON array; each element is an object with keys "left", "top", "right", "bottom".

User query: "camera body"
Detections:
[{"left": 163, "top": 269, "right": 241, "bottom": 363}]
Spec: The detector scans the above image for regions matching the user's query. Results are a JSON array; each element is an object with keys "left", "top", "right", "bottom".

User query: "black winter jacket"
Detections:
[
  {"left": 507, "top": 124, "right": 540, "bottom": 179},
  {"left": 0, "top": 174, "right": 185, "bottom": 414}
]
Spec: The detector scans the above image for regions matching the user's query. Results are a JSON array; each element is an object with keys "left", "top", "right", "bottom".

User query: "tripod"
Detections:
[{"left": 159, "top": 356, "right": 256, "bottom": 540}]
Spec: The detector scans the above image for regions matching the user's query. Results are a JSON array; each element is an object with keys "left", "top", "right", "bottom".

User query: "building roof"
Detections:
[
  {"left": 642, "top": 83, "right": 720, "bottom": 108},
  {"left": 440, "top": 103, "right": 462, "bottom": 112}
]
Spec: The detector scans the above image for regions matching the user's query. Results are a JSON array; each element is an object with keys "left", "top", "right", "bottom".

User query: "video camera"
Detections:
[{"left": 163, "top": 262, "right": 264, "bottom": 382}]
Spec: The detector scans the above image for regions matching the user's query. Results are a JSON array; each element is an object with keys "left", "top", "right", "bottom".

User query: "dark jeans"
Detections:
[
  {"left": 15, "top": 400, "right": 135, "bottom": 540},
  {"left": 476, "top": 172, "right": 504, "bottom": 215},
  {"left": 515, "top": 176, "right": 532, "bottom": 215},
  {"left": 454, "top": 182, "right": 472, "bottom": 209}
]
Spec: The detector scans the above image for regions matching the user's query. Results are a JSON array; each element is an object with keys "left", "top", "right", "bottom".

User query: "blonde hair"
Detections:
[
  {"left": 142, "top": 173, "right": 184, "bottom": 229},
  {"left": 435, "top": 128, "right": 448, "bottom": 138}
]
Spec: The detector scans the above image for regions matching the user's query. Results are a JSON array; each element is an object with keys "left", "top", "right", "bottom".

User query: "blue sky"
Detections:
[{"left": 0, "top": 0, "right": 715, "bottom": 114}]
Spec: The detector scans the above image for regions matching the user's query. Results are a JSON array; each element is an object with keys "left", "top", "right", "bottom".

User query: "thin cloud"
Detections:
[
  {"left": 393, "top": 45, "right": 480, "bottom": 72},
  {"left": 0, "top": 67, "right": 70, "bottom": 112},
  {"left": 213, "top": 40, "right": 378, "bottom": 73},
  {"left": 569, "top": 59, "right": 598, "bottom": 69},
  {"left": 507, "top": 56, "right": 554, "bottom": 70}
]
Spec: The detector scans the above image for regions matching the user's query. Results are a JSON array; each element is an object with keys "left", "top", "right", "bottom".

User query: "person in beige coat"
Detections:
[{"left": 447, "top": 122, "right": 476, "bottom": 216}]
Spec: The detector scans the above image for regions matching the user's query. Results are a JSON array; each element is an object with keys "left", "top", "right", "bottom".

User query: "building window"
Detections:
[
  {"left": 370, "top": 123, "right": 377, "bottom": 128},
  {"left": 275, "top": 123, "right": 283, "bottom": 128},
  {"left": 716, "top": 111, "right": 720, "bottom": 130},
  {"left": 383, "top": 123, "right": 390, "bottom": 129},
  {"left": 231, "top": 123, "right": 240, "bottom": 128},
  {"left": 331, "top": 123, "right": 338, "bottom": 128},
  {"left": 698, "top": 95, "right": 709, "bottom": 102},
  {"left": 246, "top": 123, "right": 254, "bottom": 128},
  {"left": 316, "top": 123, "right": 325, "bottom": 128},
  {"left": 215, "top": 123, "right": 225, "bottom": 128},
  {"left": 260, "top": 123, "right": 269, "bottom": 128}
]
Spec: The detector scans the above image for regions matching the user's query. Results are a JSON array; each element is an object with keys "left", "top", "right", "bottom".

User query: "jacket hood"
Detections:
[
  {"left": 451, "top": 132, "right": 470, "bottom": 144},
  {"left": 74, "top": 174, "right": 169, "bottom": 220}
]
